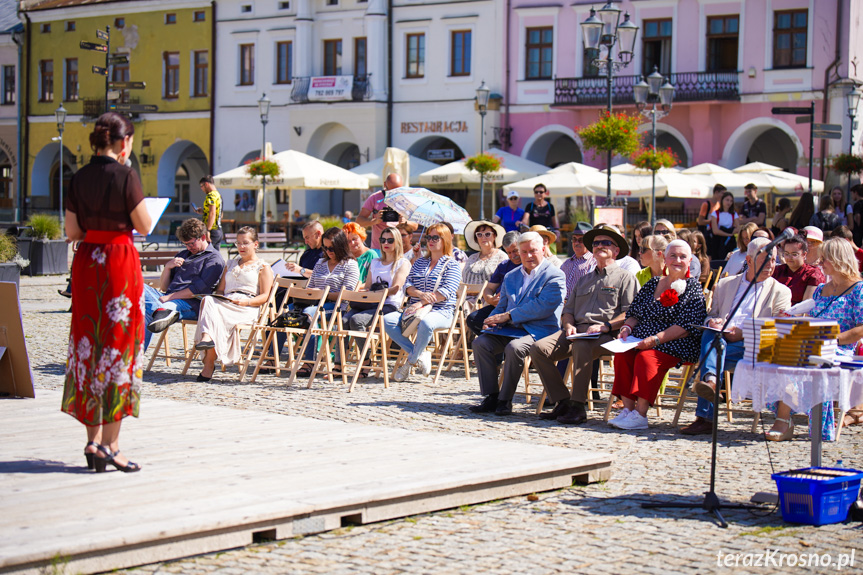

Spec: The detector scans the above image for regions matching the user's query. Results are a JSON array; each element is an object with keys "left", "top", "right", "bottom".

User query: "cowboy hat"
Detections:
[
  {"left": 583, "top": 224, "right": 629, "bottom": 259},
  {"left": 528, "top": 224, "right": 557, "bottom": 245},
  {"left": 464, "top": 220, "right": 506, "bottom": 251}
]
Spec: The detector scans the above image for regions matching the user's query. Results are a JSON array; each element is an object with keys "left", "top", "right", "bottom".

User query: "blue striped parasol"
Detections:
[{"left": 383, "top": 186, "right": 472, "bottom": 233}]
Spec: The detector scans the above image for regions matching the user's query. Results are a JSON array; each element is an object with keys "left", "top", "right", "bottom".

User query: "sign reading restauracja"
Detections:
[{"left": 401, "top": 121, "right": 469, "bottom": 134}]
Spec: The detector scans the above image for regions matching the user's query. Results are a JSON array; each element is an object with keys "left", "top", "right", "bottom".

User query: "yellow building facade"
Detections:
[{"left": 23, "top": 0, "right": 212, "bottom": 227}]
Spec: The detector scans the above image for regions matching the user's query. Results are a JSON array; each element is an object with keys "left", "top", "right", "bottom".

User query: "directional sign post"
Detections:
[
  {"left": 80, "top": 41, "right": 107, "bottom": 53},
  {"left": 772, "top": 102, "right": 816, "bottom": 195},
  {"left": 91, "top": 65, "right": 107, "bottom": 76},
  {"left": 108, "top": 54, "right": 129, "bottom": 65},
  {"left": 109, "top": 103, "right": 158, "bottom": 113},
  {"left": 108, "top": 81, "right": 145, "bottom": 90},
  {"left": 813, "top": 123, "right": 842, "bottom": 140},
  {"left": 96, "top": 29, "right": 108, "bottom": 41}
]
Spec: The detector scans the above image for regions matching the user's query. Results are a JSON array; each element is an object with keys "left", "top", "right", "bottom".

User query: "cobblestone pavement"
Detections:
[{"left": 18, "top": 275, "right": 863, "bottom": 574}]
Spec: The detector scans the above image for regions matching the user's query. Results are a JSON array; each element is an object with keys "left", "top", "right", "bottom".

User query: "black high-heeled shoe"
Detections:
[
  {"left": 197, "top": 372, "right": 212, "bottom": 382},
  {"left": 84, "top": 441, "right": 99, "bottom": 470},
  {"left": 94, "top": 445, "right": 141, "bottom": 473}
]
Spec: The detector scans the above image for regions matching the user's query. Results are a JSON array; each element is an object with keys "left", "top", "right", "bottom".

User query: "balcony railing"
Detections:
[
  {"left": 290, "top": 74, "right": 372, "bottom": 104},
  {"left": 554, "top": 71, "right": 739, "bottom": 106}
]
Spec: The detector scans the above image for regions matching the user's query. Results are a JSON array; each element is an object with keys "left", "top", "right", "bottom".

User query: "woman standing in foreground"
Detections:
[{"left": 62, "top": 113, "right": 152, "bottom": 473}]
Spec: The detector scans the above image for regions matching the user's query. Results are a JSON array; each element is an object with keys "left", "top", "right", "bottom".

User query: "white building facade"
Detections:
[{"left": 213, "top": 0, "right": 504, "bottom": 217}]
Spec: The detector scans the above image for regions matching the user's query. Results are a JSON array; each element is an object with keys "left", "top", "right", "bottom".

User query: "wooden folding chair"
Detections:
[
  {"left": 145, "top": 319, "right": 196, "bottom": 372},
  {"left": 431, "top": 283, "right": 484, "bottom": 384},
  {"left": 237, "top": 277, "right": 307, "bottom": 381},
  {"left": 250, "top": 285, "right": 330, "bottom": 384},
  {"left": 534, "top": 353, "right": 617, "bottom": 415},
  {"left": 307, "top": 289, "right": 391, "bottom": 391},
  {"left": 672, "top": 367, "right": 761, "bottom": 432}
]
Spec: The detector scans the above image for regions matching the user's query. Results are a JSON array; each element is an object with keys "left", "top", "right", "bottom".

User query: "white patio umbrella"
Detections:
[
  {"left": 732, "top": 162, "right": 823, "bottom": 195},
  {"left": 417, "top": 149, "right": 549, "bottom": 187},
  {"left": 681, "top": 163, "right": 751, "bottom": 196},
  {"left": 350, "top": 154, "right": 439, "bottom": 187},
  {"left": 503, "top": 167, "right": 606, "bottom": 198},
  {"left": 583, "top": 169, "right": 657, "bottom": 200},
  {"left": 606, "top": 163, "right": 710, "bottom": 199},
  {"left": 213, "top": 149, "right": 370, "bottom": 217}
]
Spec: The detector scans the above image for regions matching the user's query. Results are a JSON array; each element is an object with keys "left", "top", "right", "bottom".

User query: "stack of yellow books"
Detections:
[
  {"left": 741, "top": 317, "right": 778, "bottom": 363},
  {"left": 765, "top": 318, "right": 840, "bottom": 367}
]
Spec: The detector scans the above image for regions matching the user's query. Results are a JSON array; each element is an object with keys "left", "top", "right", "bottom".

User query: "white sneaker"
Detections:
[
  {"left": 614, "top": 410, "right": 649, "bottom": 430},
  {"left": 608, "top": 408, "right": 632, "bottom": 428},
  {"left": 416, "top": 351, "right": 432, "bottom": 376},
  {"left": 393, "top": 362, "right": 412, "bottom": 382}
]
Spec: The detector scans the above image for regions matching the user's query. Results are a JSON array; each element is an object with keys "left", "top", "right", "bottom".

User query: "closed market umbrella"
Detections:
[{"left": 350, "top": 154, "right": 439, "bottom": 187}]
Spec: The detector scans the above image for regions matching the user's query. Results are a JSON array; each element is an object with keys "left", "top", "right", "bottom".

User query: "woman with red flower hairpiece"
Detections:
[{"left": 608, "top": 239, "right": 707, "bottom": 430}]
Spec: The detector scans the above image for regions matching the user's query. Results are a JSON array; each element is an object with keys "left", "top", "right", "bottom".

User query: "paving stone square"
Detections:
[{"left": 16, "top": 275, "right": 863, "bottom": 574}]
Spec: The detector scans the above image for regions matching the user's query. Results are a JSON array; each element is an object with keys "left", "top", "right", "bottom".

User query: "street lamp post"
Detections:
[
  {"left": 634, "top": 67, "right": 675, "bottom": 225},
  {"left": 476, "top": 81, "right": 490, "bottom": 220},
  {"left": 581, "top": 3, "right": 639, "bottom": 204},
  {"left": 55, "top": 104, "right": 67, "bottom": 236},
  {"left": 846, "top": 86, "right": 861, "bottom": 205},
  {"left": 258, "top": 93, "right": 270, "bottom": 248}
]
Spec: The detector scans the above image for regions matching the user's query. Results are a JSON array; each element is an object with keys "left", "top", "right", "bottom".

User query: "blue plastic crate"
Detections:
[{"left": 772, "top": 467, "right": 863, "bottom": 526}]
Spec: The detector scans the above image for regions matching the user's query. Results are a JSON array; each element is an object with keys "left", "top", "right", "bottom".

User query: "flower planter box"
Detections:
[
  {"left": 0, "top": 262, "right": 20, "bottom": 288},
  {"left": 26, "top": 239, "right": 68, "bottom": 276}
]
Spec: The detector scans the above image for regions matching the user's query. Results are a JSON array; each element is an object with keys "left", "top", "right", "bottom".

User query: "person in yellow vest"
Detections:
[{"left": 195, "top": 175, "right": 223, "bottom": 246}]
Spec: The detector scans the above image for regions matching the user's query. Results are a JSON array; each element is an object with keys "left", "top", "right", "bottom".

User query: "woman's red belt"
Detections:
[{"left": 84, "top": 230, "right": 135, "bottom": 245}]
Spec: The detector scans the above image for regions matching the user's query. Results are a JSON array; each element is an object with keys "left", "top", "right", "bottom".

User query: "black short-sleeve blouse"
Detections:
[
  {"left": 66, "top": 155, "right": 145, "bottom": 232},
  {"left": 626, "top": 276, "right": 707, "bottom": 364}
]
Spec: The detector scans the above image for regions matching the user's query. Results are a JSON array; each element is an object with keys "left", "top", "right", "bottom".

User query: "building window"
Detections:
[
  {"left": 239, "top": 44, "right": 255, "bottom": 85},
  {"left": 166, "top": 13, "right": 177, "bottom": 25},
  {"left": 279, "top": 1, "right": 290, "bottom": 9},
  {"left": 354, "top": 37, "right": 367, "bottom": 77},
  {"left": 406, "top": 33, "right": 425, "bottom": 78},
  {"left": 65, "top": 21, "right": 75, "bottom": 32},
  {"left": 773, "top": 9, "right": 807, "bottom": 69},
  {"left": 525, "top": 27, "right": 552, "bottom": 80},
  {"left": 112, "top": 61, "right": 130, "bottom": 103},
  {"left": 327, "top": 0, "right": 338, "bottom": 5},
  {"left": 642, "top": 19, "right": 672, "bottom": 75},
  {"left": 194, "top": 11, "right": 206, "bottom": 22},
  {"left": 65, "top": 58, "right": 78, "bottom": 101},
  {"left": 164, "top": 51, "right": 179, "bottom": 98},
  {"left": 41, "top": 23, "right": 51, "bottom": 33},
  {"left": 450, "top": 30, "right": 471, "bottom": 77},
  {"left": 241, "top": 5, "right": 252, "bottom": 13},
  {"left": 2, "top": 66, "right": 15, "bottom": 105},
  {"left": 324, "top": 39, "right": 342, "bottom": 76},
  {"left": 193, "top": 50, "right": 208, "bottom": 97},
  {"left": 115, "top": 17, "right": 125, "bottom": 28},
  {"left": 40, "top": 60, "right": 53, "bottom": 102},
  {"left": 706, "top": 15, "right": 739, "bottom": 73},
  {"left": 276, "top": 41, "right": 292, "bottom": 84}
]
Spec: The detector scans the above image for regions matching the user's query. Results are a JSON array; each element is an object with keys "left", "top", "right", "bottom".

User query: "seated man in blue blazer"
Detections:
[{"left": 470, "top": 231, "right": 567, "bottom": 416}]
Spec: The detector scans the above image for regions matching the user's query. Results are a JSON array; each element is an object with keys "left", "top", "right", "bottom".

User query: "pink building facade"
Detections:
[{"left": 503, "top": 0, "right": 863, "bottom": 210}]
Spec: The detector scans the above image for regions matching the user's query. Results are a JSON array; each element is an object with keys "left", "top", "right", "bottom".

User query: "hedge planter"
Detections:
[
  {"left": 27, "top": 239, "right": 68, "bottom": 276},
  {"left": 0, "top": 262, "right": 19, "bottom": 288}
]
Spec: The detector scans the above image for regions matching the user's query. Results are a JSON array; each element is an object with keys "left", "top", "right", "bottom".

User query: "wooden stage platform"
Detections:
[{"left": 0, "top": 391, "right": 613, "bottom": 574}]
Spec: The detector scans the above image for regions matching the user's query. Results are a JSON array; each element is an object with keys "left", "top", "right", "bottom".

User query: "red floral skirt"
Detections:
[{"left": 61, "top": 231, "right": 145, "bottom": 426}]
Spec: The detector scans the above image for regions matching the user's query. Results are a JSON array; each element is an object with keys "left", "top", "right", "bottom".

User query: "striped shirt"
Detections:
[
  {"left": 309, "top": 258, "right": 360, "bottom": 310},
  {"left": 560, "top": 252, "right": 596, "bottom": 296},
  {"left": 405, "top": 256, "right": 461, "bottom": 318}
]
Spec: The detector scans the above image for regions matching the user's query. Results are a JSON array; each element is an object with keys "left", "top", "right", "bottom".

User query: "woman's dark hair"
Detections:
[
  {"left": 718, "top": 191, "right": 735, "bottom": 213},
  {"left": 236, "top": 226, "right": 258, "bottom": 243},
  {"left": 630, "top": 220, "right": 652, "bottom": 260},
  {"left": 776, "top": 197, "right": 791, "bottom": 211},
  {"left": 819, "top": 195, "right": 835, "bottom": 211},
  {"left": 783, "top": 234, "right": 809, "bottom": 254},
  {"left": 788, "top": 192, "right": 815, "bottom": 229},
  {"left": 89, "top": 112, "right": 134, "bottom": 152},
  {"left": 322, "top": 226, "right": 353, "bottom": 262},
  {"left": 832, "top": 225, "right": 853, "bottom": 241}
]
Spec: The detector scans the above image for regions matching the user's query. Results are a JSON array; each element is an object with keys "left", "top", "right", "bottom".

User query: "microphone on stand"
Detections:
[{"left": 756, "top": 227, "right": 795, "bottom": 255}]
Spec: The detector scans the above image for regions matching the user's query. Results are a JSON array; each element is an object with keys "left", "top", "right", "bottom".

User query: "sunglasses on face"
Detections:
[
  {"left": 571, "top": 236, "right": 584, "bottom": 243},
  {"left": 508, "top": 197, "right": 519, "bottom": 201},
  {"left": 380, "top": 237, "right": 396, "bottom": 245},
  {"left": 655, "top": 229, "right": 672, "bottom": 236},
  {"left": 475, "top": 231, "right": 495, "bottom": 239},
  {"left": 324, "top": 244, "right": 335, "bottom": 252},
  {"left": 426, "top": 235, "right": 442, "bottom": 243},
  {"left": 534, "top": 190, "right": 545, "bottom": 195},
  {"left": 592, "top": 240, "right": 616, "bottom": 248}
]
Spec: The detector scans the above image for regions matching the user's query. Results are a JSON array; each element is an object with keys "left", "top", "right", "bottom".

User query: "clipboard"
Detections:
[{"left": 134, "top": 197, "right": 172, "bottom": 236}]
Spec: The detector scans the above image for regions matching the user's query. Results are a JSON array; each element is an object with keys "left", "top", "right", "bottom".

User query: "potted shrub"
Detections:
[
  {"left": 0, "top": 233, "right": 29, "bottom": 288},
  {"left": 25, "top": 213, "right": 68, "bottom": 276}
]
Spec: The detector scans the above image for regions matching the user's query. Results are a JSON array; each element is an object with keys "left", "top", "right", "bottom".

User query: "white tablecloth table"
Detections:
[{"left": 731, "top": 362, "right": 863, "bottom": 466}]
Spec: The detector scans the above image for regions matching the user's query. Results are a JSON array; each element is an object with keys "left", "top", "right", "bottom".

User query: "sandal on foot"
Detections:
[
  {"left": 765, "top": 417, "right": 794, "bottom": 442},
  {"left": 84, "top": 441, "right": 100, "bottom": 470}
]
